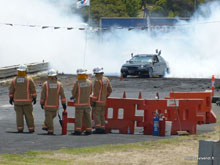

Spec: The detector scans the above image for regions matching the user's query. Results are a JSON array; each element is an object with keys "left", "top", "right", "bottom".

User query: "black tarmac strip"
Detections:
[{"left": 0, "top": 75, "right": 219, "bottom": 154}]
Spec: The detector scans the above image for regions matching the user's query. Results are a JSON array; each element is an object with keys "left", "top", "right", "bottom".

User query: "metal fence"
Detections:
[
  {"left": 100, "top": 17, "right": 190, "bottom": 32},
  {"left": 0, "top": 62, "right": 49, "bottom": 79}
]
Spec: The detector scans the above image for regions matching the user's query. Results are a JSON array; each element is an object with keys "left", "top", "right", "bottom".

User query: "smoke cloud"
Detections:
[{"left": 0, "top": 0, "right": 219, "bottom": 78}]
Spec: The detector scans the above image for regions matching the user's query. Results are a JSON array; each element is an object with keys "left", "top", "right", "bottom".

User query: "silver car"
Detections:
[{"left": 120, "top": 50, "right": 170, "bottom": 78}]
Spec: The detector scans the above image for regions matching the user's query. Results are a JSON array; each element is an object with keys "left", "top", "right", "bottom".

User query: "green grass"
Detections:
[
  {"left": 0, "top": 135, "right": 211, "bottom": 164},
  {"left": 58, "top": 142, "right": 150, "bottom": 155},
  {"left": 0, "top": 154, "right": 67, "bottom": 164}
]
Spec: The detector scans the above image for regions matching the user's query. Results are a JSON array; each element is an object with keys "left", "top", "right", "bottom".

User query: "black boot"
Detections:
[
  {"left": 72, "top": 130, "right": 82, "bottom": 135},
  {"left": 93, "top": 128, "right": 102, "bottom": 134},
  {"left": 100, "top": 129, "right": 106, "bottom": 134},
  {"left": 84, "top": 131, "right": 92, "bottom": 135},
  {"left": 48, "top": 132, "right": 54, "bottom": 135},
  {"left": 18, "top": 130, "right": 23, "bottom": 133},
  {"left": 29, "top": 129, "right": 35, "bottom": 133},
  {"left": 42, "top": 127, "right": 48, "bottom": 131}
]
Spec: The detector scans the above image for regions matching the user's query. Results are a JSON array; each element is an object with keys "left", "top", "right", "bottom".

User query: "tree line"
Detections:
[{"left": 75, "top": 0, "right": 210, "bottom": 24}]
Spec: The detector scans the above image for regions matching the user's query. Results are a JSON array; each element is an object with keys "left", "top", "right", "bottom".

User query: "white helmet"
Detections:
[
  {"left": 17, "top": 64, "right": 27, "bottom": 71},
  {"left": 48, "top": 69, "right": 57, "bottom": 76},
  {"left": 77, "top": 68, "right": 87, "bottom": 75},
  {"left": 93, "top": 67, "right": 103, "bottom": 74}
]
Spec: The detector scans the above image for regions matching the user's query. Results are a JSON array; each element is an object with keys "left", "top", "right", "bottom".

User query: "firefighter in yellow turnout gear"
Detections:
[
  {"left": 92, "top": 67, "right": 112, "bottom": 134},
  {"left": 71, "top": 69, "right": 92, "bottom": 135},
  {"left": 40, "top": 69, "right": 66, "bottom": 135},
  {"left": 9, "top": 64, "right": 37, "bottom": 133}
]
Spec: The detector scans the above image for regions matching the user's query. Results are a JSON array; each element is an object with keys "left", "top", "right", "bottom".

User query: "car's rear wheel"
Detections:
[{"left": 148, "top": 68, "right": 153, "bottom": 78}]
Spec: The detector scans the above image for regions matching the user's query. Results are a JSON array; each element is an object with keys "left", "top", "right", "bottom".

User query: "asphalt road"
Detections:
[{"left": 0, "top": 75, "right": 219, "bottom": 154}]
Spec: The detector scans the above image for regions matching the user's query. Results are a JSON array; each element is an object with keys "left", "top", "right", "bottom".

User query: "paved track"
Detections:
[{"left": 0, "top": 75, "right": 219, "bottom": 154}]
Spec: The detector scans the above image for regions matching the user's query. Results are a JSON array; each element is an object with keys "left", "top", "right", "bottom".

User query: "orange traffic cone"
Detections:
[
  {"left": 211, "top": 75, "right": 215, "bottom": 96},
  {"left": 138, "top": 91, "right": 142, "bottom": 99},
  {"left": 120, "top": 72, "right": 123, "bottom": 81},
  {"left": 122, "top": 91, "right": 126, "bottom": 98},
  {"left": 155, "top": 92, "right": 159, "bottom": 99}
]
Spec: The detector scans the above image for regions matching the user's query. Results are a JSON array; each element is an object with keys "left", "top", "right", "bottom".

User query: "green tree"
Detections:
[
  {"left": 91, "top": 0, "right": 128, "bottom": 23},
  {"left": 75, "top": 0, "right": 207, "bottom": 24},
  {"left": 122, "top": 0, "right": 141, "bottom": 17},
  {"left": 140, "top": 0, "right": 147, "bottom": 17},
  {"left": 151, "top": 0, "right": 168, "bottom": 16},
  {"left": 150, "top": 0, "right": 205, "bottom": 17},
  {"left": 75, "top": 0, "right": 142, "bottom": 24}
]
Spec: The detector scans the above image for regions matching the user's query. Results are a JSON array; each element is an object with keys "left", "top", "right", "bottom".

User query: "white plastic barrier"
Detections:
[{"left": 165, "top": 121, "right": 172, "bottom": 136}]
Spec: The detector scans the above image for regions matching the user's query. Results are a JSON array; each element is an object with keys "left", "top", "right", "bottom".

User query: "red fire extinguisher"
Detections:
[
  {"left": 62, "top": 109, "right": 68, "bottom": 135},
  {"left": 159, "top": 114, "right": 165, "bottom": 136}
]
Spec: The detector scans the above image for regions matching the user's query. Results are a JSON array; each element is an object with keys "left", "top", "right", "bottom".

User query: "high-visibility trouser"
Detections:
[
  {"left": 44, "top": 110, "right": 57, "bottom": 133},
  {"left": 93, "top": 105, "right": 106, "bottom": 129},
  {"left": 75, "top": 107, "right": 92, "bottom": 132},
  {"left": 14, "top": 104, "right": 35, "bottom": 131}
]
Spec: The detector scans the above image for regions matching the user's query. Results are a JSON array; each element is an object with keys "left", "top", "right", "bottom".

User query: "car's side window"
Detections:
[{"left": 158, "top": 56, "right": 164, "bottom": 62}]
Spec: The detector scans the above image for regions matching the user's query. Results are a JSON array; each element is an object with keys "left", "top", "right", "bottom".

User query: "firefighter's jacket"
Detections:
[
  {"left": 92, "top": 74, "right": 112, "bottom": 106},
  {"left": 40, "top": 79, "right": 66, "bottom": 111},
  {"left": 72, "top": 79, "right": 92, "bottom": 108},
  {"left": 9, "top": 76, "right": 37, "bottom": 105}
]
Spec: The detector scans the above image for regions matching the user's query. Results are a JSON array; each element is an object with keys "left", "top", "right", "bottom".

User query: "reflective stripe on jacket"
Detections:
[
  {"left": 40, "top": 80, "right": 66, "bottom": 110},
  {"left": 72, "top": 79, "right": 92, "bottom": 107},
  {"left": 92, "top": 75, "right": 112, "bottom": 106},
  {"left": 9, "top": 76, "right": 37, "bottom": 105}
]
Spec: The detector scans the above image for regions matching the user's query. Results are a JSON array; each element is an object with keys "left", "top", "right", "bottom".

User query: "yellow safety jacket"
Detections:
[
  {"left": 92, "top": 75, "right": 112, "bottom": 106},
  {"left": 72, "top": 79, "right": 92, "bottom": 108},
  {"left": 9, "top": 76, "right": 37, "bottom": 105},
  {"left": 40, "top": 80, "right": 66, "bottom": 111}
]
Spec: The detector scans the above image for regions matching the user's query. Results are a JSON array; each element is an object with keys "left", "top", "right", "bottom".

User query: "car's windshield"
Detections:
[{"left": 130, "top": 56, "right": 153, "bottom": 63}]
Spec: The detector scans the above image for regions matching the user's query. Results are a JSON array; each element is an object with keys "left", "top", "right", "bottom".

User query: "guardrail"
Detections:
[{"left": 0, "top": 62, "right": 49, "bottom": 79}]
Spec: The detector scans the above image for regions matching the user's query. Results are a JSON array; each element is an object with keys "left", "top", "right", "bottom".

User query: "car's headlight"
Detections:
[{"left": 140, "top": 65, "right": 147, "bottom": 68}]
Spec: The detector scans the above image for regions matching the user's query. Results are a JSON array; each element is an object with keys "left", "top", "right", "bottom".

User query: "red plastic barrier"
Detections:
[
  {"left": 137, "top": 99, "right": 203, "bottom": 135},
  {"left": 65, "top": 101, "right": 86, "bottom": 132},
  {"left": 168, "top": 90, "right": 216, "bottom": 124},
  {"left": 65, "top": 95, "right": 144, "bottom": 134},
  {"left": 66, "top": 101, "right": 76, "bottom": 124},
  {"left": 63, "top": 91, "right": 209, "bottom": 136},
  {"left": 105, "top": 95, "right": 144, "bottom": 134}
]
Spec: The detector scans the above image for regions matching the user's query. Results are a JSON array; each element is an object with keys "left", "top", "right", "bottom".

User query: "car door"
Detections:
[
  {"left": 152, "top": 56, "right": 161, "bottom": 75},
  {"left": 158, "top": 56, "right": 166, "bottom": 75}
]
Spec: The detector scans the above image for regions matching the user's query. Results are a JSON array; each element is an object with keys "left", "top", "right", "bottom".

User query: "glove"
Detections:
[
  {"left": 32, "top": 98, "right": 36, "bottom": 105},
  {"left": 9, "top": 97, "right": 14, "bottom": 105},
  {"left": 70, "top": 96, "right": 74, "bottom": 100},
  {"left": 41, "top": 104, "right": 44, "bottom": 110},
  {"left": 62, "top": 103, "right": 66, "bottom": 110}
]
